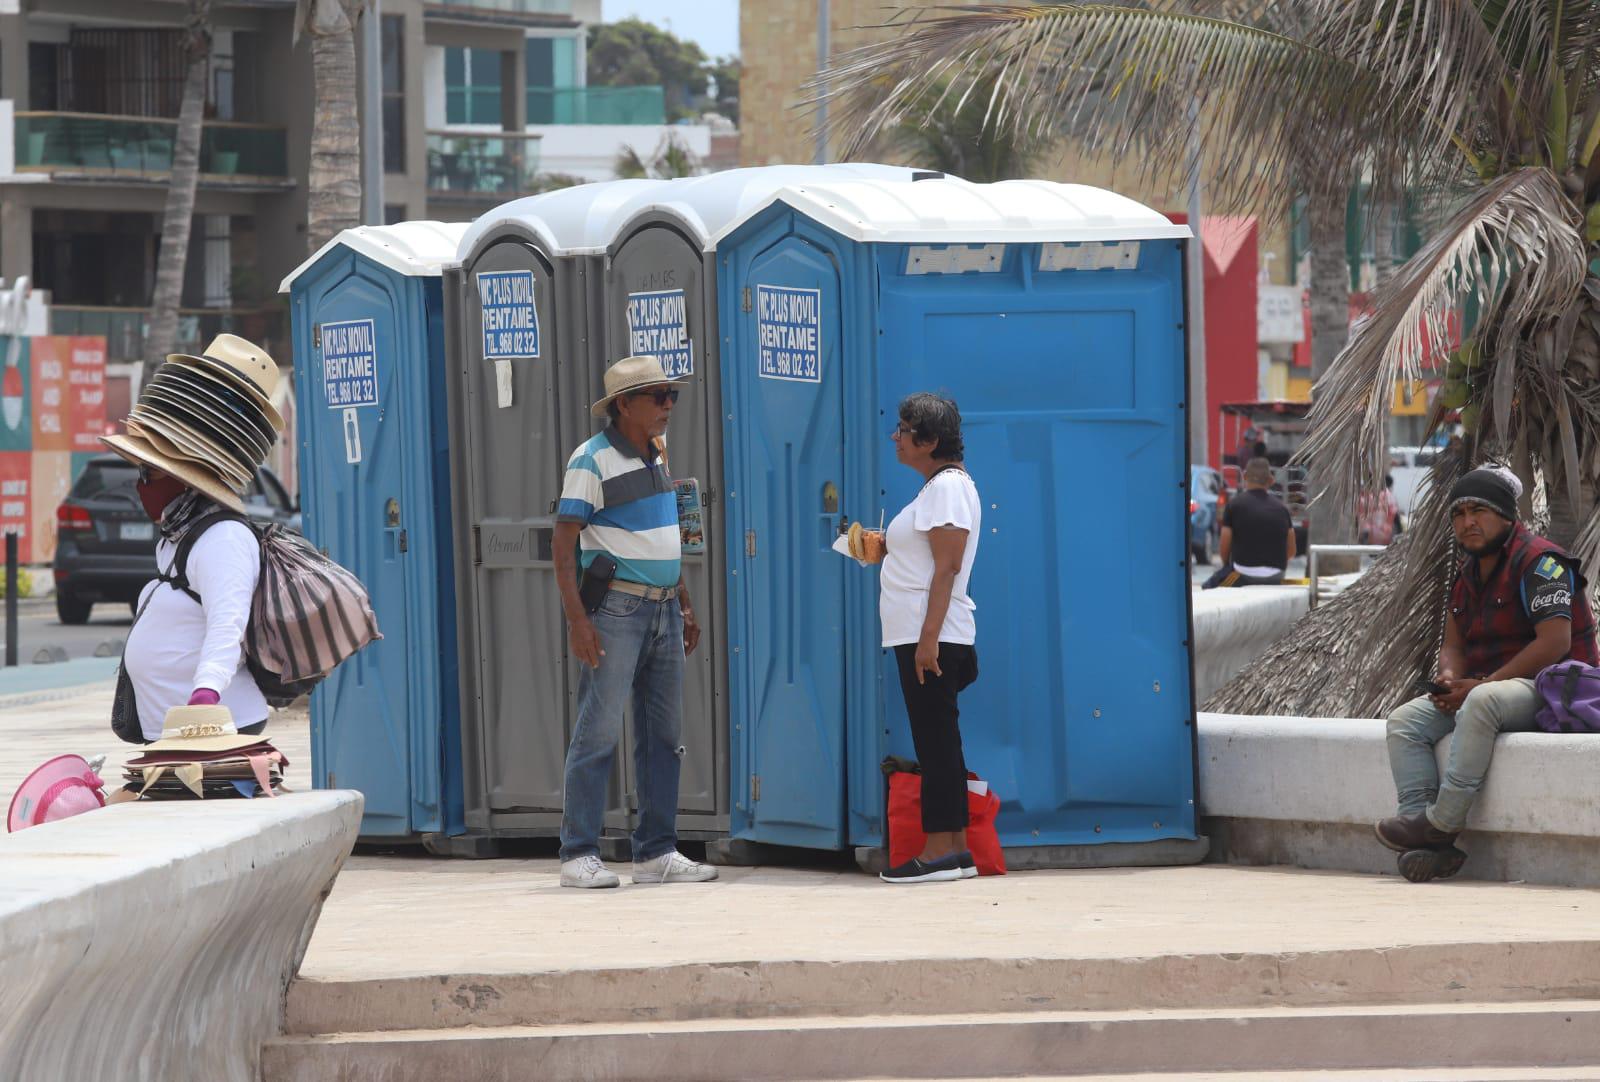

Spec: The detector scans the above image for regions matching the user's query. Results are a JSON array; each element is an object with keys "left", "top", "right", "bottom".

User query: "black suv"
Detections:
[{"left": 51, "top": 455, "right": 299, "bottom": 625}]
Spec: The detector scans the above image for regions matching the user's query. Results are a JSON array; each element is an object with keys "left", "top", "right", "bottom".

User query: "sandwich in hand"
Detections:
[{"left": 846, "top": 521, "right": 886, "bottom": 564}]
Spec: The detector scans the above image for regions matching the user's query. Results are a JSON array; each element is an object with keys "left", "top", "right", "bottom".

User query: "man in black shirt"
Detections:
[{"left": 1203, "top": 457, "right": 1296, "bottom": 588}]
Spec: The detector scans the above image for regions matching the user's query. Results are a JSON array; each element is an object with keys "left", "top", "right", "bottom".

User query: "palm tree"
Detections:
[
  {"left": 613, "top": 132, "right": 702, "bottom": 180},
  {"left": 295, "top": 0, "right": 367, "bottom": 253},
  {"left": 882, "top": 72, "right": 1047, "bottom": 182},
  {"left": 813, "top": 2, "right": 1600, "bottom": 713},
  {"left": 146, "top": 0, "right": 211, "bottom": 379}
]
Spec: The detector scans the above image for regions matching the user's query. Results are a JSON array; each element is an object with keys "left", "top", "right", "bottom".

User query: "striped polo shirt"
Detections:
[{"left": 557, "top": 424, "right": 680, "bottom": 588}]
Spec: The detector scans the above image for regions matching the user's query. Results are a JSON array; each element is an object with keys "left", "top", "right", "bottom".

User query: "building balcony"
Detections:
[
  {"left": 527, "top": 86, "right": 666, "bottom": 126},
  {"left": 14, "top": 112, "right": 290, "bottom": 186},
  {"left": 425, "top": 0, "right": 577, "bottom": 27},
  {"left": 50, "top": 305, "right": 288, "bottom": 367},
  {"left": 426, "top": 130, "right": 541, "bottom": 199}
]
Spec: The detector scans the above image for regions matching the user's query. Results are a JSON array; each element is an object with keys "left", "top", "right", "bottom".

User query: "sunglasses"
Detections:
[
  {"left": 629, "top": 387, "right": 681, "bottom": 407},
  {"left": 890, "top": 423, "right": 915, "bottom": 439}
]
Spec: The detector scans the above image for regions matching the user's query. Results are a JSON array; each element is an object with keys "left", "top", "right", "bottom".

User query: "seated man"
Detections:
[
  {"left": 1377, "top": 466, "right": 1598, "bottom": 881},
  {"left": 1203, "top": 457, "right": 1295, "bottom": 588}
]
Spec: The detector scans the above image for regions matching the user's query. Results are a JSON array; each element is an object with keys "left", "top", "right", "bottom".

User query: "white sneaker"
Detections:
[
  {"left": 632, "top": 850, "right": 719, "bottom": 884},
  {"left": 560, "top": 854, "right": 620, "bottom": 889}
]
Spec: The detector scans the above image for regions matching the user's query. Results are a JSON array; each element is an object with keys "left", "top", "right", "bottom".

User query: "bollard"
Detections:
[{"left": 5, "top": 531, "right": 16, "bottom": 668}]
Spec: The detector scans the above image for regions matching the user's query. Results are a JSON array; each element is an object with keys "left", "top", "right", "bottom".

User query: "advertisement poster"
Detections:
[
  {"left": 67, "top": 336, "right": 107, "bottom": 450},
  {"left": 31, "top": 335, "right": 68, "bottom": 452},
  {"left": 674, "top": 477, "right": 705, "bottom": 555},
  {"left": 0, "top": 451, "right": 31, "bottom": 562},
  {"left": 30, "top": 450, "right": 71, "bottom": 564},
  {"left": 0, "top": 335, "right": 30, "bottom": 454}
]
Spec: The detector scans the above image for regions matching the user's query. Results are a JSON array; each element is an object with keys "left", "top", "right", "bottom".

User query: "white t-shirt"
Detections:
[
  {"left": 123, "top": 520, "right": 267, "bottom": 741},
  {"left": 879, "top": 468, "right": 982, "bottom": 648}
]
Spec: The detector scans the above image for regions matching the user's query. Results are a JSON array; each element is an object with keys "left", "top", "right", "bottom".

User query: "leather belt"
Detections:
[{"left": 609, "top": 579, "right": 678, "bottom": 602}]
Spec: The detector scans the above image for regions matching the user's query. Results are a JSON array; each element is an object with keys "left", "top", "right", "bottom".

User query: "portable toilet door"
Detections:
[
  {"left": 717, "top": 204, "right": 866, "bottom": 851},
  {"left": 446, "top": 180, "right": 663, "bottom": 837},
  {"left": 280, "top": 221, "right": 469, "bottom": 840}
]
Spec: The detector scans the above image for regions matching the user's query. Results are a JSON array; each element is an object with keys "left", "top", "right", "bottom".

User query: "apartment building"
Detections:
[{"left": 0, "top": 0, "right": 708, "bottom": 377}]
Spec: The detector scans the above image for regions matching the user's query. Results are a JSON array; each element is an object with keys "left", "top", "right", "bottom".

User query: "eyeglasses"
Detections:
[
  {"left": 137, "top": 466, "right": 153, "bottom": 485},
  {"left": 630, "top": 387, "right": 680, "bottom": 407},
  {"left": 890, "top": 423, "right": 914, "bottom": 440}
]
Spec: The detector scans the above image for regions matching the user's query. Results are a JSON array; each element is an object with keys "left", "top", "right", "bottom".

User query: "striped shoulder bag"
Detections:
[{"left": 163, "top": 512, "right": 381, "bottom": 706}]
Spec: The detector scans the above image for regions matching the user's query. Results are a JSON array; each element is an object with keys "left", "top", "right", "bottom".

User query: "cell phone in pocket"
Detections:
[{"left": 579, "top": 552, "right": 617, "bottom": 614}]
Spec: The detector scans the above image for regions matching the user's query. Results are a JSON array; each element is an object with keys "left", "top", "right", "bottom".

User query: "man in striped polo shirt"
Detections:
[{"left": 552, "top": 355, "right": 718, "bottom": 889}]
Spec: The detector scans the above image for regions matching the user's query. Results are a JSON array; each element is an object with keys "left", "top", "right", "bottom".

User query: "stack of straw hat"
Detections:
[
  {"left": 102, "top": 333, "right": 284, "bottom": 514},
  {"left": 122, "top": 706, "right": 287, "bottom": 800}
]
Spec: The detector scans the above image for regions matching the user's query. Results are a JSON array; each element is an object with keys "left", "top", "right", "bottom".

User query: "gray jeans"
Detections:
[{"left": 1385, "top": 678, "right": 1541, "bottom": 833}]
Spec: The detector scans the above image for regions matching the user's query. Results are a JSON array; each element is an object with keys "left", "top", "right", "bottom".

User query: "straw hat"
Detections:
[
  {"left": 590, "top": 355, "right": 686, "bottom": 418},
  {"left": 102, "top": 333, "right": 283, "bottom": 512},
  {"left": 142, "top": 706, "right": 266, "bottom": 754},
  {"left": 102, "top": 433, "right": 246, "bottom": 513},
  {"left": 167, "top": 333, "right": 284, "bottom": 433}
]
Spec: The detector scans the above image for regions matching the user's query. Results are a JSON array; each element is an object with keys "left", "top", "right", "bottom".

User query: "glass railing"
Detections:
[
  {"left": 14, "top": 112, "right": 288, "bottom": 178},
  {"left": 426, "top": 131, "right": 541, "bottom": 197},
  {"left": 50, "top": 306, "right": 288, "bottom": 365},
  {"left": 431, "top": 0, "right": 575, "bottom": 14},
  {"left": 526, "top": 86, "right": 666, "bottom": 125}
]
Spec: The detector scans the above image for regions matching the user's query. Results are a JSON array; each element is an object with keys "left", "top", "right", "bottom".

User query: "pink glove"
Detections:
[{"left": 188, "top": 688, "right": 221, "bottom": 706}]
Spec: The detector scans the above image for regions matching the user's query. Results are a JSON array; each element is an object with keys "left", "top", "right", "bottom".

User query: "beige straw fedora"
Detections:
[
  {"left": 167, "top": 333, "right": 285, "bottom": 433},
  {"left": 589, "top": 355, "right": 686, "bottom": 418},
  {"left": 143, "top": 706, "right": 265, "bottom": 754}
]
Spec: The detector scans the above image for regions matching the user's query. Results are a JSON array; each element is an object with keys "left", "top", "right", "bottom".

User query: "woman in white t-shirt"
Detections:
[{"left": 875, "top": 393, "right": 982, "bottom": 884}]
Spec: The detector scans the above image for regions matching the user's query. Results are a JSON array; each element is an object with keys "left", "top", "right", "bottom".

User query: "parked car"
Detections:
[
  {"left": 1190, "top": 464, "right": 1227, "bottom": 564},
  {"left": 51, "top": 456, "right": 299, "bottom": 625}
]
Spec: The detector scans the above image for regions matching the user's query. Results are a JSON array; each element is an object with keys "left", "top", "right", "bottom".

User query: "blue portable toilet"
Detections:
[
  {"left": 280, "top": 222, "right": 469, "bottom": 843},
  {"left": 712, "top": 176, "right": 1202, "bottom": 864}
]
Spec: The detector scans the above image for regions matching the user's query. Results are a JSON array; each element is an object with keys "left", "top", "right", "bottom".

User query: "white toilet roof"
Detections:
[{"left": 279, "top": 221, "right": 472, "bottom": 292}]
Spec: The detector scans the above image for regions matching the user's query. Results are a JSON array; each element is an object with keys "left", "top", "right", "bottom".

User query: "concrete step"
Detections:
[
  {"left": 261, "top": 1000, "right": 1600, "bottom": 1081},
  {"left": 284, "top": 938, "right": 1600, "bottom": 1036}
]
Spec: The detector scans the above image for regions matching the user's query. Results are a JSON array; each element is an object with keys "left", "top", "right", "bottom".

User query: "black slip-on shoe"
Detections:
[
  {"left": 957, "top": 850, "right": 978, "bottom": 879},
  {"left": 1375, "top": 813, "right": 1457, "bottom": 853},
  {"left": 880, "top": 854, "right": 963, "bottom": 884},
  {"left": 1398, "top": 846, "right": 1468, "bottom": 883}
]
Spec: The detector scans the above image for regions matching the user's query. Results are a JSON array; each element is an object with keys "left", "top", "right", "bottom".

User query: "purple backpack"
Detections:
[{"left": 1534, "top": 660, "right": 1600, "bottom": 733}]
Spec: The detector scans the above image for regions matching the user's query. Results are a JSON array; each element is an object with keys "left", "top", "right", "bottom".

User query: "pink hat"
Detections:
[{"left": 7, "top": 754, "right": 106, "bottom": 832}]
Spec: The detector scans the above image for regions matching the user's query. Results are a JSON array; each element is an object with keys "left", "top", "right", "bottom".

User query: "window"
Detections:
[
  {"left": 384, "top": 204, "right": 408, "bottom": 226},
  {"left": 71, "top": 460, "right": 139, "bottom": 500},
  {"left": 381, "top": 15, "right": 406, "bottom": 174},
  {"left": 445, "top": 47, "right": 502, "bottom": 126},
  {"left": 526, "top": 36, "right": 578, "bottom": 123}
]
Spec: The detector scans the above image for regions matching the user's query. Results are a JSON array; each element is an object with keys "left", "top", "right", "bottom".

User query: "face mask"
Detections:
[{"left": 136, "top": 473, "right": 186, "bottom": 523}]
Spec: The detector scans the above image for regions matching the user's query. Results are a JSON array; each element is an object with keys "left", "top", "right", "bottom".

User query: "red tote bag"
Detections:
[{"left": 886, "top": 770, "right": 1006, "bottom": 875}]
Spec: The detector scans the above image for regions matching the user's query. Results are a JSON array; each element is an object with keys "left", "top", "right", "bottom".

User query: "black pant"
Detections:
[{"left": 893, "top": 642, "right": 978, "bottom": 834}]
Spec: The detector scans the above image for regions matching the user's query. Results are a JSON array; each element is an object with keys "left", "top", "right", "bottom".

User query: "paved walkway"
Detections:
[{"left": 300, "top": 855, "right": 1600, "bottom": 984}]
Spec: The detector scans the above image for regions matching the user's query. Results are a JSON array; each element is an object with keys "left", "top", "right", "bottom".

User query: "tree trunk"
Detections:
[
  {"left": 145, "top": 1, "right": 211, "bottom": 378},
  {"left": 1371, "top": 194, "right": 1396, "bottom": 288},
  {"left": 305, "top": 0, "right": 364, "bottom": 253},
  {"left": 1307, "top": 184, "right": 1356, "bottom": 554},
  {"left": 1545, "top": 473, "right": 1592, "bottom": 552}
]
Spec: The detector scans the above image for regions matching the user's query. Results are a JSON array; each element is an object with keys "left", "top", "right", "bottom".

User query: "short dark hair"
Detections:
[
  {"left": 898, "top": 392, "right": 964, "bottom": 462},
  {"left": 606, "top": 399, "right": 621, "bottom": 421}
]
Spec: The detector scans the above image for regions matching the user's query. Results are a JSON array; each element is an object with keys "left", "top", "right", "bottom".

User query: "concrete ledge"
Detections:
[
  {"left": 0, "top": 791, "right": 362, "bottom": 1082},
  {"left": 1199, "top": 712, "right": 1600, "bottom": 885},
  {"left": 1191, "top": 586, "right": 1308, "bottom": 702}
]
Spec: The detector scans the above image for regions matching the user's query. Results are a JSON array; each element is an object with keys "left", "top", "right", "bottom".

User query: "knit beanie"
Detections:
[{"left": 1447, "top": 465, "right": 1520, "bottom": 522}]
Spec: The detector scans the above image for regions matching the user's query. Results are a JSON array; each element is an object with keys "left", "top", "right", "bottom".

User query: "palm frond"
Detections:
[
  {"left": 808, "top": 3, "right": 1512, "bottom": 211},
  {"left": 1298, "top": 167, "right": 1586, "bottom": 527}
]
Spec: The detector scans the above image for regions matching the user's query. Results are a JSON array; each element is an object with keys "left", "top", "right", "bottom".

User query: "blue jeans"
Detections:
[
  {"left": 1385, "top": 678, "right": 1541, "bottom": 833},
  {"left": 559, "top": 590, "right": 684, "bottom": 863}
]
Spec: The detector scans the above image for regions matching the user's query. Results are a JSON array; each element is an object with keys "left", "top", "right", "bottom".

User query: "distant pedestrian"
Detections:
[
  {"left": 1358, "top": 475, "right": 1403, "bottom": 546},
  {"left": 552, "top": 355, "right": 716, "bottom": 889},
  {"left": 1203, "top": 457, "right": 1296, "bottom": 588}
]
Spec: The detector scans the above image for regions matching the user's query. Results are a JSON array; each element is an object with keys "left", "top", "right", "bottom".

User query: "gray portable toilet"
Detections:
[{"left": 445, "top": 180, "right": 665, "bottom": 841}]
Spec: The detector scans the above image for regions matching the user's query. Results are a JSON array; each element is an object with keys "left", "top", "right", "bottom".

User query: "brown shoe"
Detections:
[
  {"left": 1398, "top": 846, "right": 1468, "bottom": 883},
  {"left": 1375, "top": 813, "right": 1457, "bottom": 853}
]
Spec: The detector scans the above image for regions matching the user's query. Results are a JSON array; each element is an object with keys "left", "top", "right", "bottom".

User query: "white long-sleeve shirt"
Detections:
[{"left": 124, "top": 520, "right": 267, "bottom": 741}]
